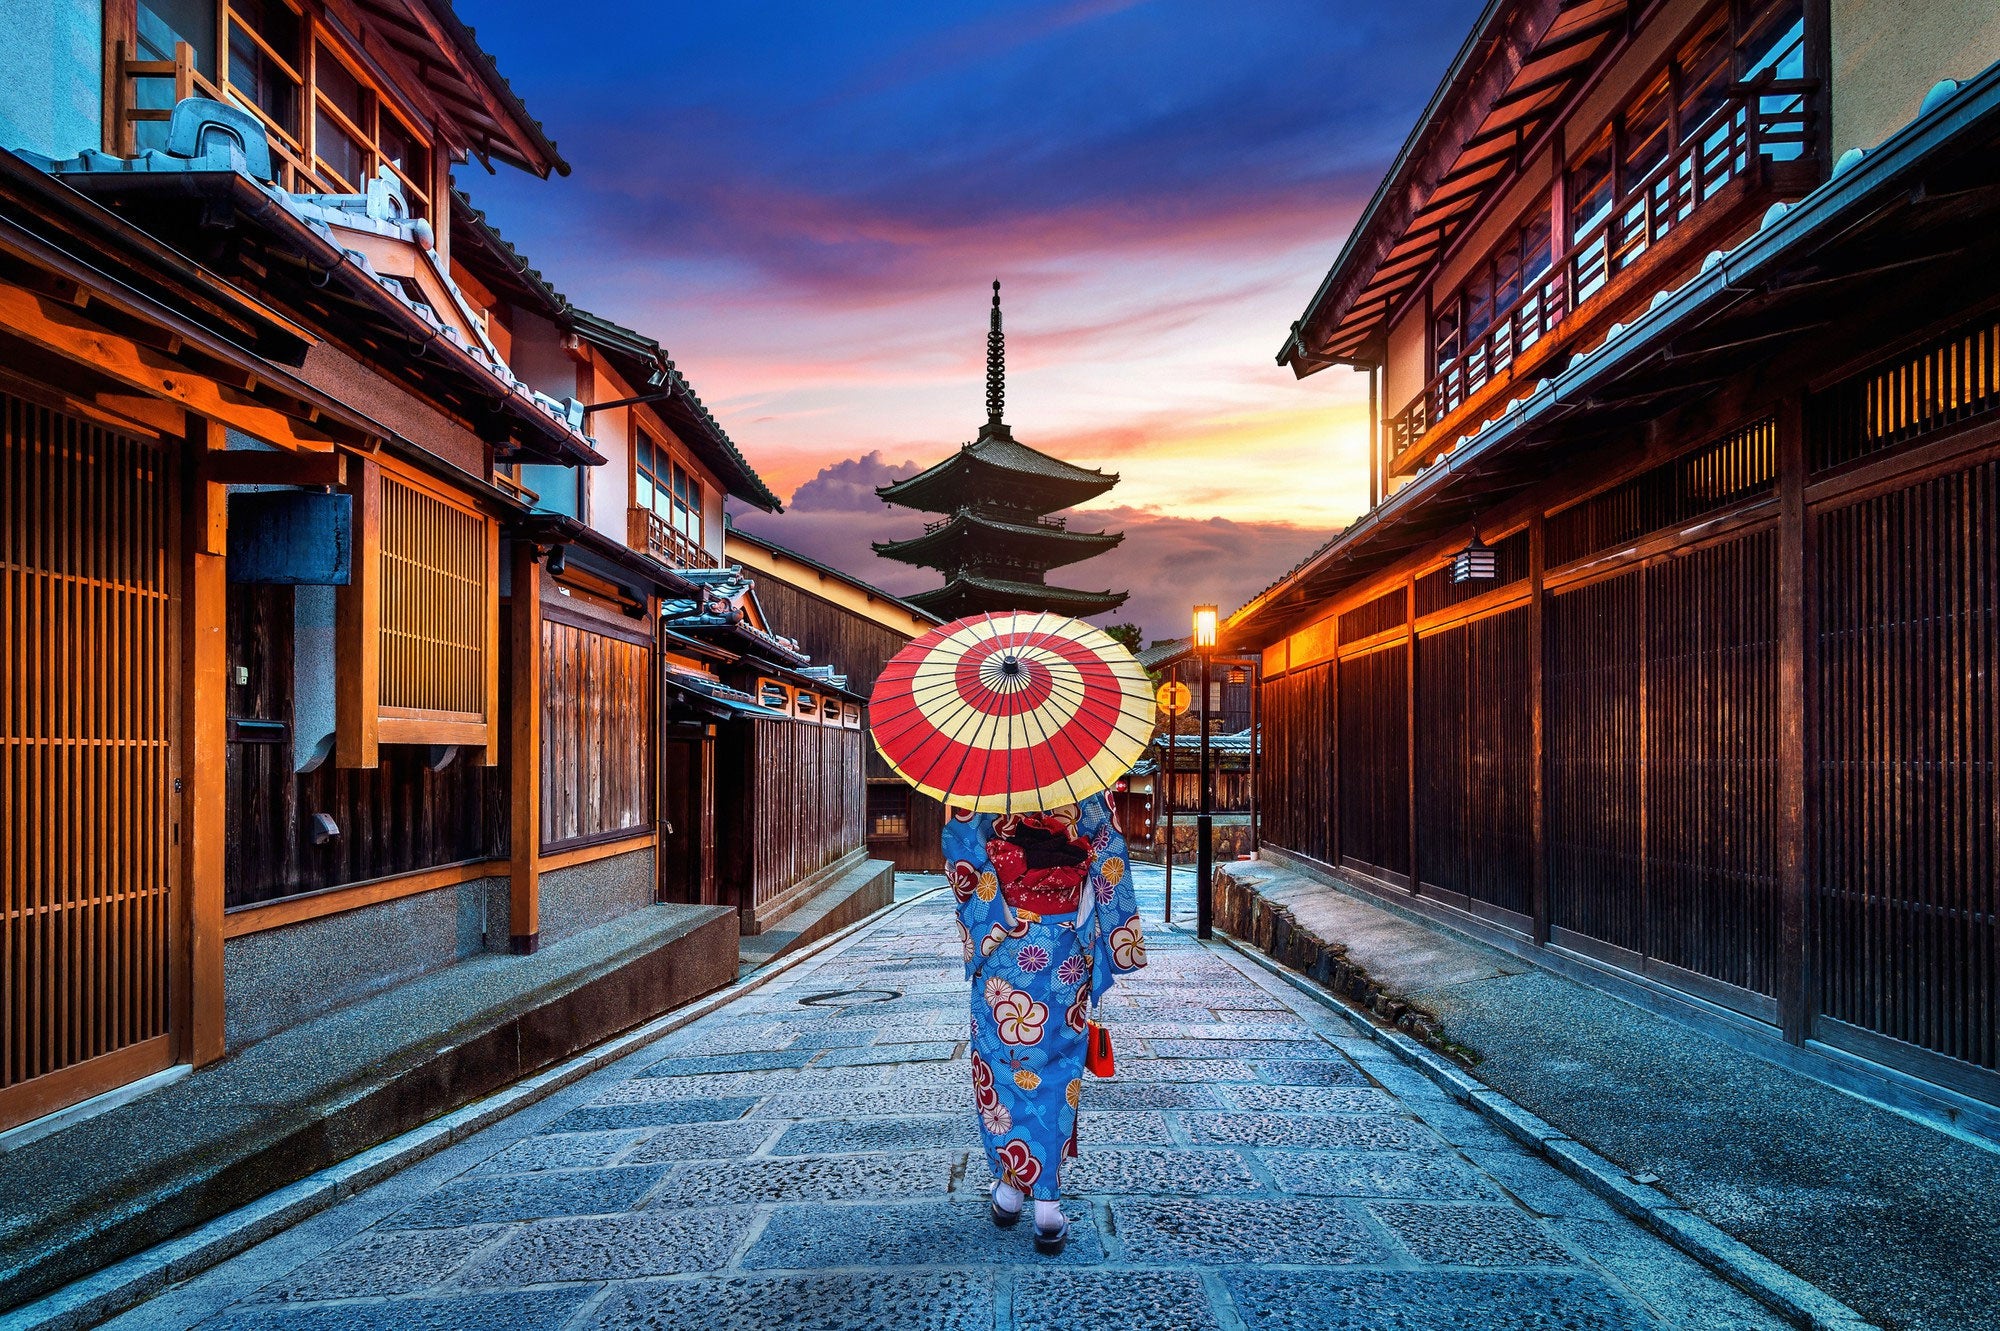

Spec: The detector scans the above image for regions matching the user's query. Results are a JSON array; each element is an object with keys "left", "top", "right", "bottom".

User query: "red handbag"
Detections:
[{"left": 1085, "top": 1008, "right": 1115, "bottom": 1078}]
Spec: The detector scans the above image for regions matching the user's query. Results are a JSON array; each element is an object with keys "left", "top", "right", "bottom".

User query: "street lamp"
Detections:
[{"left": 1193, "top": 604, "right": 1218, "bottom": 939}]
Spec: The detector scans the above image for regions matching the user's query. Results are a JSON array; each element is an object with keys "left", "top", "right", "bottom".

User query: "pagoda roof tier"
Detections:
[
  {"left": 872, "top": 508, "right": 1123, "bottom": 572},
  {"left": 902, "top": 572, "right": 1128, "bottom": 619},
  {"left": 876, "top": 425, "right": 1117, "bottom": 516}
]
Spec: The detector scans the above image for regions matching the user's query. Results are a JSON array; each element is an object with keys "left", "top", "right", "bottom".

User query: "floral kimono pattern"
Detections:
[{"left": 948, "top": 791, "right": 1145, "bottom": 1201}]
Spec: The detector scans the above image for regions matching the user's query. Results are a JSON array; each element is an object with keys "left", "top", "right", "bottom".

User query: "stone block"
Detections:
[
  {"left": 771, "top": 1115, "right": 979, "bottom": 1156},
  {"left": 196, "top": 1289, "right": 596, "bottom": 1330},
  {"left": 380, "top": 1164, "right": 667, "bottom": 1229},
  {"left": 583, "top": 1272, "right": 994, "bottom": 1331},
  {"left": 664, "top": 1149, "right": 964, "bottom": 1205},
  {"left": 1012, "top": 1269, "right": 1220, "bottom": 1331},
  {"left": 1262, "top": 1149, "right": 1502, "bottom": 1201},
  {"left": 462, "top": 1206, "right": 754, "bottom": 1284},
  {"left": 1113, "top": 1198, "right": 1387, "bottom": 1265},
  {"left": 1368, "top": 1201, "right": 1577, "bottom": 1267},
  {"left": 541, "top": 1096, "right": 761, "bottom": 1133},
  {"left": 243, "top": 1226, "right": 504, "bottom": 1303},
  {"left": 1185, "top": 1113, "right": 1442, "bottom": 1152},
  {"left": 617, "top": 1121, "right": 780, "bottom": 1164},
  {"left": 1223, "top": 1269, "right": 1651, "bottom": 1331},
  {"left": 1060, "top": 1147, "right": 1259, "bottom": 1196},
  {"left": 744, "top": 1200, "right": 1103, "bottom": 1269}
]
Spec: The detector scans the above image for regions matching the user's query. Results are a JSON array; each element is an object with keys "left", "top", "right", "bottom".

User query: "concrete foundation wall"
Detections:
[
  {"left": 535, "top": 848, "right": 657, "bottom": 947},
  {"left": 223, "top": 876, "right": 502, "bottom": 1049}
]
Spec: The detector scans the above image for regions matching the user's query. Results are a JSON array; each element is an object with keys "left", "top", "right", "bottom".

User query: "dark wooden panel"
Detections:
[
  {"left": 724, "top": 720, "right": 867, "bottom": 910},
  {"left": 540, "top": 619, "right": 650, "bottom": 850},
  {"left": 224, "top": 582, "right": 507, "bottom": 909},
  {"left": 1547, "top": 572, "right": 1644, "bottom": 951},
  {"left": 1259, "top": 663, "right": 1334, "bottom": 864},
  {"left": 1339, "top": 644, "right": 1410, "bottom": 877},
  {"left": 1415, "top": 623, "right": 1470, "bottom": 896},
  {"left": 1547, "top": 418, "right": 1777, "bottom": 568},
  {"left": 1465, "top": 608, "right": 1535, "bottom": 915},
  {"left": 1645, "top": 532, "right": 1780, "bottom": 996},
  {"left": 1338, "top": 587, "right": 1407, "bottom": 641},
  {"left": 1814, "top": 459, "right": 1999, "bottom": 1071}
]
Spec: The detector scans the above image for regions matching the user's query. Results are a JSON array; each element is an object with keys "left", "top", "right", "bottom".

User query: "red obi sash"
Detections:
[{"left": 988, "top": 810, "right": 1094, "bottom": 918}]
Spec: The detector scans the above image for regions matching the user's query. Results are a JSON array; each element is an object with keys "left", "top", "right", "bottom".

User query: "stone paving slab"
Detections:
[{"left": 89, "top": 867, "right": 1795, "bottom": 1331}]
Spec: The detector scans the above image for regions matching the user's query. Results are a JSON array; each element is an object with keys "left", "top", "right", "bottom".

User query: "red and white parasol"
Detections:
[{"left": 868, "top": 611, "right": 1156, "bottom": 814}]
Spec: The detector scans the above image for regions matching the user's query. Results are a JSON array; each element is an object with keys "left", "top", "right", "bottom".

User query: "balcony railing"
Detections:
[
  {"left": 629, "top": 506, "right": 719, "bottom": 570},
  {"left": 1387, "top": 79, "right": 1818, "bottom": 468},
  {"left": 923, "top": 507, "right": 1069, "bottom": 535}
]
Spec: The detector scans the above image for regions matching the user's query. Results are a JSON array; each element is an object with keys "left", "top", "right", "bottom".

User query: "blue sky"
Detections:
[{"left": 457, "top": 0, "right": 1483, "bottom": 636}]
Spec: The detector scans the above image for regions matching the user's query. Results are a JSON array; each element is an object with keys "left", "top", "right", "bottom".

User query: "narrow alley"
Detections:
[{"left": 93, "top": 869, "right": 1786, "bottom": 1331}]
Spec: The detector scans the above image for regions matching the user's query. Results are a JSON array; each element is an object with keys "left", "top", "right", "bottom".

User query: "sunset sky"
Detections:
[{"left": 458, "top": 0, "right": 1485, "bottom": 639}]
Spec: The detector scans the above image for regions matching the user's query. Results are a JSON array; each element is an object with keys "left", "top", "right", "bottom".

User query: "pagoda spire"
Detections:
[{"left": 986, "top": 280, "right": 1006, "bottom": 429}]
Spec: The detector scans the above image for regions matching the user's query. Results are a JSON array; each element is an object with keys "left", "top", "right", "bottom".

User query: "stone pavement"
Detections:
[{"left": 91, "top": 867, "right": 1791, "bottom": 1331}]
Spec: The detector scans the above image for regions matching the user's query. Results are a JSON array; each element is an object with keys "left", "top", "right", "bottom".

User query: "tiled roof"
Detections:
[
  {"left": 877, "top": 427, "right": 1118, "bottom": 514},
  {"left": 902, "top": 572, "right": 1128, "bottom": 617}
]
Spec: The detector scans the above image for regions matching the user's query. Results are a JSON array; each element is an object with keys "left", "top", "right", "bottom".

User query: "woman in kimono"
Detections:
[{"left": 945, "top": 789, "right": 1145, "bottom": 1255}]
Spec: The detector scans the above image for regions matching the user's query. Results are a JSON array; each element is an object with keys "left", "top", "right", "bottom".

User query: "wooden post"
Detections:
[
  {"left": 1528, "top": 514, "right": 1550, "bottom": 945},
  {"left": 182, "top": 419, "right": 227, "bottom": 1065},
  {"left": 335, "top": 458, "right": 380, "bottom": 768},
  {"left": 1776, "top": 394, "right": 1811, "bottom": 1043},
  {"left": 508, "top": 541, "right": 542, "bottom": 953},
  {"left": 1405, "top": 578, "right": 1419, "bottom": 892}
]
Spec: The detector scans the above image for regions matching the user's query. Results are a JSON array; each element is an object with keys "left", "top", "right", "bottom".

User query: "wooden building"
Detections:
[
  {"left": 0, "top": 0, "right": 855, "bottom": 1139},
  {"left": 1237, "top": 0, "right": 2000, "bottom": 1116},
  {"left": 728, "top": 526, "right": 952, "bottom": 873},
  {"left": 876, "top": 284, "right": 1128, "bottom": 618}
]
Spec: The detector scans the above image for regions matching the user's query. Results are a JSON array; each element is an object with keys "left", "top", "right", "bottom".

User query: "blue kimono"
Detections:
[{"left": 946, "top": 792, "right": 1146, "bottom": 1201}]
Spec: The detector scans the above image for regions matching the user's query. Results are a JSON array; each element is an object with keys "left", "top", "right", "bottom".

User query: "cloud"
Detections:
[{"left": 730, "top": 453, "right": 1335, "bottom": 642}]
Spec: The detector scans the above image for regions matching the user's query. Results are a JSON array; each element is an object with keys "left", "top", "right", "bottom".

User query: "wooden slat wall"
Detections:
[
  {"left": 1259, "top": 663, "right": 1334, "bottom": 863},
  {"left": 1253, "top": 330, "right": 2000, "bottom": 1091},
  {"left": 2, "top": 394, "right": 177, "bottom": 1114},
  {"left": 1547, "top": 571, "right": 1646, "bottom": 953},
  {"left": 1337, "top": 644, "right": 1410, "bottom": 877},
  {"left": 1814, "top": 460, "right": 1998, "bottom": 1073},
  {"left": 379, "top": 475, "right": 485, "bottom": 719},
  {"left": 1645, "top": 533, "right": 1780, "bottom": 996},
  {"left": 1416, "top": 607, "right": 1534, "bottom": 917},
  {"left": 224, "top": 583, "right": 506, "bottom": 908},
  {"left": 738, "top": 720, "right": 866, "bottom": 909},
  {"left": 539, "top": 619, "right": 650, "bottom": 850}
]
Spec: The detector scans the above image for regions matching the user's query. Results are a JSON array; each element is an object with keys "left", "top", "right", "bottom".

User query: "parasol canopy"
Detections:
[{"left": 869, "top": 611, "right": 1155, "bottom": 814}]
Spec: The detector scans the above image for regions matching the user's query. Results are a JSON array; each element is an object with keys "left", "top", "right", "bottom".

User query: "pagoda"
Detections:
[{"left": 876, "top": 283, "right": 1128, "bottom": 619}]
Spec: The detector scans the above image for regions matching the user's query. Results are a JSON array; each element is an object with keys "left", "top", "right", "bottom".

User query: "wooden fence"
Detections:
[{"left": 540, "top": 617, "right": 650, "bottom": 851}]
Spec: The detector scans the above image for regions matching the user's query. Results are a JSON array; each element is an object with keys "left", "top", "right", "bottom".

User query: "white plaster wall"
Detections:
[{"left": 1831, "top": 0, "right": 2000, "bottom": 157}]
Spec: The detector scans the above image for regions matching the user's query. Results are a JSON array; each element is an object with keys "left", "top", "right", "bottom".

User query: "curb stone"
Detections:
[
  {"left": 0, "top": 888, "right": 945, "bottom": 1331},
  {"left": 1208, "top": 924, "right": 1877, "bottom": 1331}
]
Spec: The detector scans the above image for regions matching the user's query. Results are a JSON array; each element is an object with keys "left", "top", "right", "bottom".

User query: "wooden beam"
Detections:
[
  {"left": 336, "top": 458, "right": 381, "bottom": 768},
  {"left": 1528, "top": 513, "right": 1549, "bottom": 946},
  {"left": 1775, "top": 393, "right": 1810, "bottom": 1044},
  {"left": 0, "top": 282, "right": 341, "bottom": 452},
  {"left": 203, "top": 450, "right": 347, "bottom": 488},
  {"left": 183, "top": 419, "right": 227, "bottom": 1065},
  {"left": 508, "top": 541, "right": 542, "bottom": 953}
]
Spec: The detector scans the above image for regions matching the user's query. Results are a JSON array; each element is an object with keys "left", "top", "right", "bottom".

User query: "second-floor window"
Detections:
[
  {"left": 1432, "top": 206, "right": 1553, "bottom": 377},
  {"left": 218, "top": 0, "right": 434, "bottom": 210},
  {"left": 636, "top": 430, "right": 704, "bottom": 548}
]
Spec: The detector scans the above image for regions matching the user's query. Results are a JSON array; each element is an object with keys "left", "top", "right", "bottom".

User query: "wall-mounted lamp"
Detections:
[
  {"left": 1450, "top": 534, "right": 1496, "bottom": 584},
  {"left": 542, "top": 544, "right": 567, "bottom": 576}
]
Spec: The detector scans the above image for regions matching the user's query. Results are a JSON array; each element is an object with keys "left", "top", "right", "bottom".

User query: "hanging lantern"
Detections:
[{"left": 1450, "top": 535, "right": 1497, "bottom": 584}]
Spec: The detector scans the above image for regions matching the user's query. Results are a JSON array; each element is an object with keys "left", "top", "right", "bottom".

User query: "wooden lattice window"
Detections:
[
  {"left": 1, "top": 394, "right": 179, "bottom": 1131},
  {"left": 338, "top": 460, "right": 498, "bottom": 765}
]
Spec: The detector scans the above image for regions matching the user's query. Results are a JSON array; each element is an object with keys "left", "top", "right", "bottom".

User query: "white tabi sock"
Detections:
[
  {"left": 993, "top": 1181, "right": 1024, "bottom": 1213},
  {"left": 1034, "top": 1199, "right": 1065, "bottom": 1231}
]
